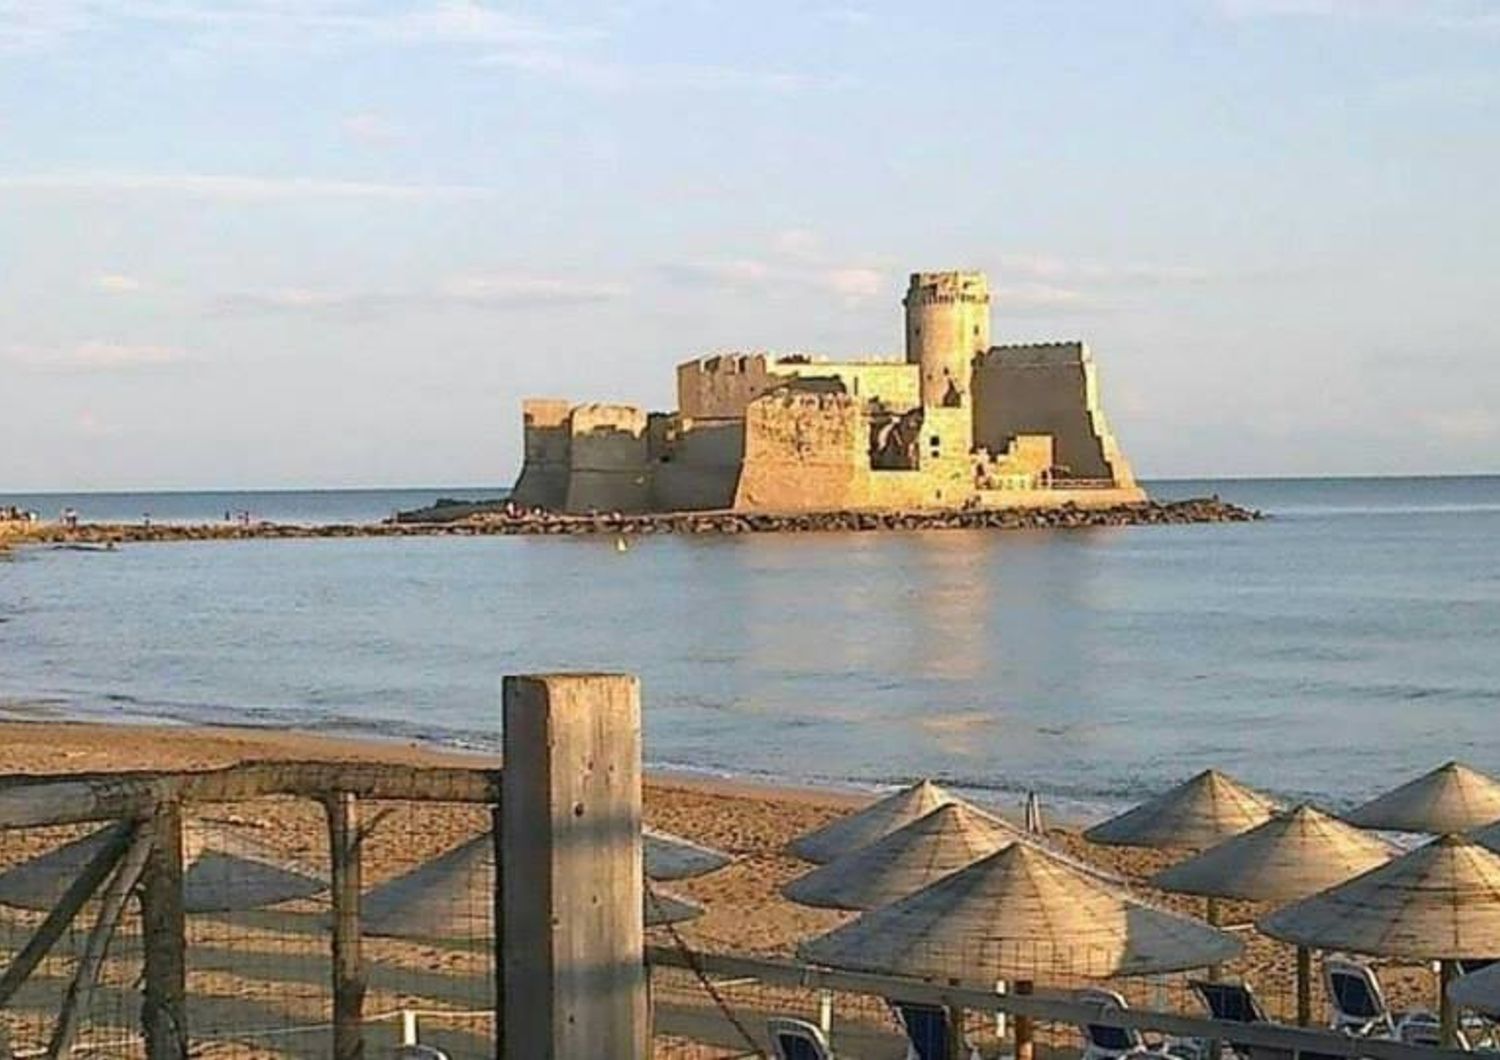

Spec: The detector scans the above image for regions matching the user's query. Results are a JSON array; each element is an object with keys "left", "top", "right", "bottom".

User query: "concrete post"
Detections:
[{"left": 500, "top": 674, "right": 646, "bottom": 1060}]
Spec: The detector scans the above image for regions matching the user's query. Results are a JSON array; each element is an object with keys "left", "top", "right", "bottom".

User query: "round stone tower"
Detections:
[{"left": 903, "top": 271, "right": 991, "bottom": 409}]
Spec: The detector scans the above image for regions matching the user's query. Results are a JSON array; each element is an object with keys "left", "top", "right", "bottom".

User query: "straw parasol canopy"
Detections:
[
  {"left": 799, "top": 842, "right": 1242, "bottom": 982},
  {"left": 643, "top": 826, "right": 734, "bottom": 880},
  {"left": 1470, "top": 818, "right": 1500, "bottom": 856},
  {"left": 1346, "top": 762, "right": 1500, "bottom": 834},
  {"left": 1152, "top": 804, "right": 1396, "bottom": 903},
  {"left": 1084, "top": 769, "right": 1279, "bottom": 851},
  {"left": 362, "top": 834, "right": 702, "bottom": 939},
  {"left": 788, "top": 780, "right": 960, "bottom": 864},
  {"left": 1448, "top": 960, "right": 1500, "bottom": 1016},
  {"left": 1259, "top": 833, "right": 1500, "bottom": 960},
  {"left": 0, "top": 819, "right": 325, "bottom": 913},
  {"left": 784, "top": 803, "right": 1023, "bottom": 911}
]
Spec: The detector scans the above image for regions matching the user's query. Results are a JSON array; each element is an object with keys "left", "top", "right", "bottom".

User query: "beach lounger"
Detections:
[
  {"left": 1190, "top": 979, "right": 1271, "bottom": 1060},
  {"left": 1323, "top": 959, "right": 1437, "bottom": 1041},
  {"left": 1077, "top": 988, "right": 1197, "bottom": 1060},
  {"left": 768, "top": 1016, "right": 835, "bottom": 1060},
  {"left": 887, "top": 1000, "right": 979, "bottom": 1060}
]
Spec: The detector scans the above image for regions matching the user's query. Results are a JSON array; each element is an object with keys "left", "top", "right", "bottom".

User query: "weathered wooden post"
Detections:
[
  {"left": 140, "top": 802, "right": 188, "bottom": 1060},
  {"left": 325, "top": 791, "right": 365, "bottom": 1060},
  {"left": 500, "top": 674, "right": 647, "bottom": 1060},
  {"left": 491, "top": 802, "right": 505, "bottom": 1057}
]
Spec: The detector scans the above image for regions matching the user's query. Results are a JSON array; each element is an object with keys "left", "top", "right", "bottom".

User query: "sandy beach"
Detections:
[{"left": 0, "top": 719, "right": 1446, "bottom": 1054}]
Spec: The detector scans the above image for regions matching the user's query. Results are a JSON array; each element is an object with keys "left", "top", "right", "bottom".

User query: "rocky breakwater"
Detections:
[
  {"left": 8, "top": 498, "right": 1258, "bottom": 547},
  {"left": 395, "top": 496, "right": 1260, "bottom": 536}
]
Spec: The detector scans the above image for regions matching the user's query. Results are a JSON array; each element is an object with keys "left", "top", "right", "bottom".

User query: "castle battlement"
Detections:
[
  {"left": 978, "top": 341, "right": 1091, "bottom": 367},
  {"left": 512, "top": 268, "right": 1143, "bottom": 514},
  {"left": 903, "top": 271, "right": 991, "bottom": 307}
]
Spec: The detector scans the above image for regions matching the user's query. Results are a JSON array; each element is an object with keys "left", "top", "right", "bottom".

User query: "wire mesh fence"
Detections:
[
  {"left": 0, "top": 796, "right": 499, "bottom": 1059},
  {"left": 0, "top": 787, "right": 1478, "bottom": 1060}
]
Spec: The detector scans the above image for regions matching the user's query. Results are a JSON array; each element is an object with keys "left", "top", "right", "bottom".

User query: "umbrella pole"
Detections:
[
  {"left": 1206, "top": 898, "right": 1223, "bottom": 1060},
  {"left": 1205, "top": 897, "right": 1222, "bottom": 981},
  {"left": 1296, "top": 946, "right": 1312, "bottom": 1027},
  {"left": 1015, "top": 979, "right": 1035, "bottom": 1060},
  {"left": 1440, "top": 959, "right": 1457, "bottom": 1048}
]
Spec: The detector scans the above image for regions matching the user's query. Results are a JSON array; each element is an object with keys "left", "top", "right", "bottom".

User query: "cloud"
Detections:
[
  {"left": 485, "top": 47, "right": 831, "bottom": 94},
  {"left": 2, "top": 0, "right": 568, "bottom": 53},
  {"left": 0, "top": 1, "right": 92, "bottom": 51},
  {"left": 213, "top": 273, "right": 628, "bottom": 319},
  {"left": 1421, "top": 409, "right": 1500, "bottom": 443},
  {"left": 823, "top": 267, "right": 884, "bottom": 302},
  {"left": 995, "top": 253, "right": 1213, "bottom": 286},
  {"left": 661, "top": 257, "right": 894, "bottom": 305},
  {"left": 340, "top": 112, "right": 405, "bottom": 146},
  {"left": 0, "top": 172, "right": 489, "bottom": 201},
  {"left": 989, "top": 283, "right": 1091, "bottom": 310},
  {"left": 660, "top": 232, "right": 895, "bottom": 306},
  {"left": 658, "top": 259, "right": 774, "bottom": 289},
  {"left": 1215, "top": 0, "right": 1500, "bottom": 32},
  {"left": 95, "top": 273, "right": 147, "bottom": 293},
  {"left": 4, "top": 340, "right": 189, "bottom": 371}
]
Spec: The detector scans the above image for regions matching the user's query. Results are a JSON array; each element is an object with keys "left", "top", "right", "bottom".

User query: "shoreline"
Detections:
[
  {"left": 0, "top": 699, "right": 1100, "bottom": 825},
  {"left": 2, "top": 496, "right": 1257, "bottom": 547},
  {"left": 0, "top": 717, "right": 876, "bottom": 816}
]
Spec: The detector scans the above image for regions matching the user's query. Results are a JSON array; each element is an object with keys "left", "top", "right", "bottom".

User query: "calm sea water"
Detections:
[{"left": 2, "top": 477, "right": 1497, "bottom": 822}]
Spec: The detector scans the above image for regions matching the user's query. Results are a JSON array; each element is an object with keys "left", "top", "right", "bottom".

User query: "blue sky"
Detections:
[{"left": 2, "top": 0, "right": 1496, "bottom": 490}]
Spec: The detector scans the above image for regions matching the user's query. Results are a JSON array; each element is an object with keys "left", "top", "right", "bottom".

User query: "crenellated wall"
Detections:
[
  {"left": 676, "top": 353, "right": 920, "bottom": 421},
  {"left": 732, "top": 391, "right": 868, "bottom": 512},
  {"left": 563, "top": 404, "right": 652, "bottom": 513},
  {"left": 510, "top": 399, "right": 573, "bottom": 510},
  {"left": 972, "top": 342, "right": 1139, "bottom": 490}
]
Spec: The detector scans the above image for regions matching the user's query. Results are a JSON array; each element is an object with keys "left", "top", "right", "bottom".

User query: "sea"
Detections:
[{"left": 2, "top": 476, "right": 1497, "bottom": 823}]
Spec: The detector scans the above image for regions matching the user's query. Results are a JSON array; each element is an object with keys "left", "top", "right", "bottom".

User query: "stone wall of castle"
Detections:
[
  {"left": 562, "top": 403, "right": 652, "bottom": 513},
  {"left": 972, "top": 342, "right": 1138, "bottom": 488},
  {"left": 779, "top": 361, "right": 920, "bottom": 411},
  {"left": 510, "top": 399, "right": 573, "bottom": 510},
  {"left": 676, "top": 354, "right": 919, "bottom": 421},
  {"left": 732, "top": 391, "right": 868, "bottom": 511},
  {"left": 652, "top": 416, "right": 745, "bottom": 511}
]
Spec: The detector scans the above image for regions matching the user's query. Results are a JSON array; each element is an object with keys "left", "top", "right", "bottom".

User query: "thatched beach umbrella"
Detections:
[
  {"left": 362, "top": 833, "right": 703, "bottom": 939},
  {"left": 0, "top": 819, "right": 325, "bottom": 913},
  {"left": 784, "top": 803, "right": 1021, "bottom": 911},
  {"left": 1085, "top": 768, "right": 1278, "bottom": 978},
  {"left": 788, "top": 779, "right": 958, "bottom": 864},
  {"left": 1084, "top": 770, "right": 1279, "bottom": 852},
  {"left": 801, "top": 843, "right": 1241, "bottom": 1060},
  {"left": 1346, "top": 761, "right": 1500, "bottom": 834},
  {"left": 642, "top": 827, "right": 734, "bottom": 880},
  {"left": 1469, "top": 817, "right": 1500, "bottom": 855},
  {"left": 1260, "top": 834, "right": 1500, "bottom": 1045},
  {"left": 1448, "top": 960, "right": 1500, "bottom": 1016},
  {"left": 1152, "top": 804, "right": 1396, "bottom": 1024}
]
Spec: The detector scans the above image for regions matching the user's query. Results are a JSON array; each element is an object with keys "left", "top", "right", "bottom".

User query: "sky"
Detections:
[{"left": 1, "top": 0, "right": 1497, "bottom": 490}]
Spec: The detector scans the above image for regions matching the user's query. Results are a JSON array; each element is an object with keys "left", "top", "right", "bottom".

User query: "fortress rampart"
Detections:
[{"left": 510, "top": 269, "right": 1146, "bottom": 514}]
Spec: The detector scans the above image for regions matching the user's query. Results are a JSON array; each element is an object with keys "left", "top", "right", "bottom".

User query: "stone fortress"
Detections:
[{"left": 511, "top": 270, "right": 1145, "bottom": 514}]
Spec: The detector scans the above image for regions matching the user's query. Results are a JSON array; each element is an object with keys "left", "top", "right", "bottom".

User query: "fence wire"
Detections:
[{"left": 0, "top": 798, "right": 1478, "bottom": 1060}]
